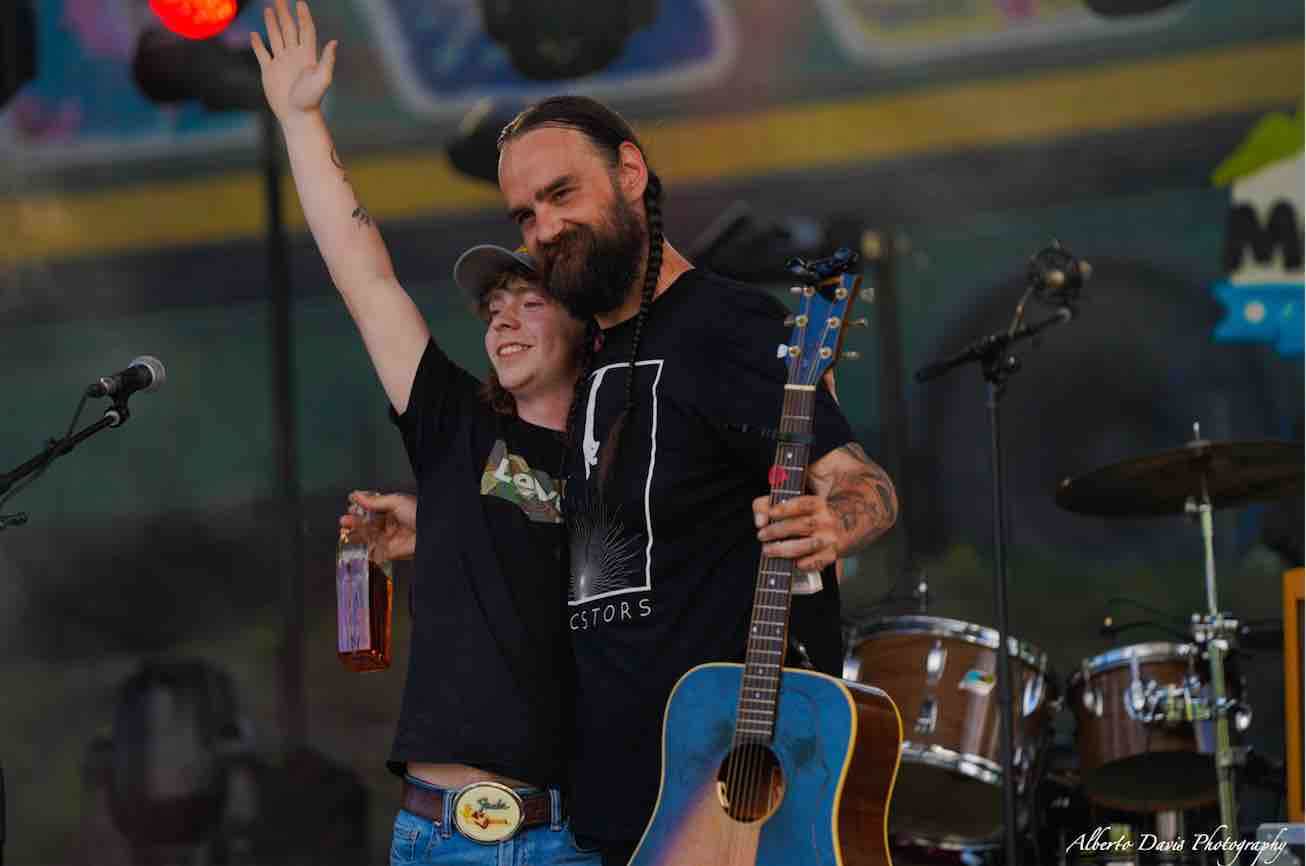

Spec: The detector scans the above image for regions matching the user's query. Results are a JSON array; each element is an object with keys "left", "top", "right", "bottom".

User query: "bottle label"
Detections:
[{"left": 337, "top": 545, "right": 371, "bottom": 652}]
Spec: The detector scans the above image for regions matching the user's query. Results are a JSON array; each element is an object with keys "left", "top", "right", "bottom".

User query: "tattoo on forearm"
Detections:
[
  {"left": 825, "top": 443, "right": 899, "bottom": 545},
  {"left": 351, "top": 205, "right": 373, "bottom": 227},
  {"left": 331, "top": 147, "right": 353, "bottom": 185}
]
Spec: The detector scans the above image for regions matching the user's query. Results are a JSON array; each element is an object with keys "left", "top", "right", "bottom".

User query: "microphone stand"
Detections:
[
  {"left": 0, "top": 399, "right": 131, "bottom": 530},
  {"left": 0, "top": 397, "right": 130, "bottom": 865},
  {"left": 916, "top": 303, "right": 1074, "bottom": 866}
]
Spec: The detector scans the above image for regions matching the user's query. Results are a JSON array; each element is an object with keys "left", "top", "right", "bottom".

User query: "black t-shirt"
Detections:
[
  {"left": 563, "top": 269, "right": 856, "bottom": 840},
  {"left": 388, "top": 339, "right": 574, "bottom": 787}
]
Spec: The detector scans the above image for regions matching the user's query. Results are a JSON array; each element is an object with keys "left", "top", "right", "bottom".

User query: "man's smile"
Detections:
[{"left": 496, "top": 342, "right": 531, "bottom": 358}]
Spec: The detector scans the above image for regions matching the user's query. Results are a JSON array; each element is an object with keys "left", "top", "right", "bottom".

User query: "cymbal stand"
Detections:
[{"left": 1185, "top": 423, "right": 1239, "bottom": 862}]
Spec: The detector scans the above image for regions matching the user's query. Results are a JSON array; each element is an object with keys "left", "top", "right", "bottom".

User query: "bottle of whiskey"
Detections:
[{"left": 336, "top": 503, "right": 393, "bottom": 672}]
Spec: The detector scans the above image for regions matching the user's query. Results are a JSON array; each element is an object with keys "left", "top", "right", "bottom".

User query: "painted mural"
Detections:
[{"left": 0, "top": 1, "right": 1300, "bottom": 863}]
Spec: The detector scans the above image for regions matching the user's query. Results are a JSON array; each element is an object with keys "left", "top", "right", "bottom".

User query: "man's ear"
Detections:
[{"left": 615, "top": 140, "right": 648, "bottom": 204}]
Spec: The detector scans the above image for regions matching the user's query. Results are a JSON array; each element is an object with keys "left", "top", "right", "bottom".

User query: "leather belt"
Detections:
[{"left": 402, "top": 778, "right": 559, "bottom": 844}]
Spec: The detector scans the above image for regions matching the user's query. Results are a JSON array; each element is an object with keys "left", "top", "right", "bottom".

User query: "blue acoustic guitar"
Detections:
[{"left": 629, "top": 250, "right": 903, "bottom": 866}]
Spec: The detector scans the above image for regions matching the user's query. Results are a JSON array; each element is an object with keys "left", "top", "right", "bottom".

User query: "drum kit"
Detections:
[{"left": 841, "top": 431, "right": 1303, "bottom": 865}]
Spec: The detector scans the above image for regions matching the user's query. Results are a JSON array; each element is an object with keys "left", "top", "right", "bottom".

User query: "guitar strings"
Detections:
[{"left": 725, "top": 289, "right": 840, "bottom": 858}]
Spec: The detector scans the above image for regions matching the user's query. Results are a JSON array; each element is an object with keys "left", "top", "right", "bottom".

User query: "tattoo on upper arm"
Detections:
[{"left": 352, "top": 205, "right": 373, "bottom": 227}]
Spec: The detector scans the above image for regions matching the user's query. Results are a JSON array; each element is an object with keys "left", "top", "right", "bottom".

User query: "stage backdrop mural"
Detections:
[{"left": 0, "top": 0, "right": 1301, "bottom": 862}]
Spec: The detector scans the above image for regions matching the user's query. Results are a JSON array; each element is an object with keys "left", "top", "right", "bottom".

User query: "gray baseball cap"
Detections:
[{"left": 453, "top": 244, "right": 538, "bottom": 305}]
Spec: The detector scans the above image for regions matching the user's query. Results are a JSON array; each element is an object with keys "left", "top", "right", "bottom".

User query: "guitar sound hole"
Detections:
[{"left": 715, "top": 743, "right": 785, "bottom": 823}]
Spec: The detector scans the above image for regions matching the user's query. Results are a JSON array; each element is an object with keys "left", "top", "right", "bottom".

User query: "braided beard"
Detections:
[{"left": 541, "top": 193, "right": 645, "bottom": 320}]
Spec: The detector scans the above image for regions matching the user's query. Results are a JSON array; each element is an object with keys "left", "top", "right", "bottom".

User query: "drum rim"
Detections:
[
  {"left": 893, "top": 832, "right": 1003, "bottom": 853},
  {"left": 1068, "top": 641, "right": 1198, "bottom": 685},
  {"left": 849, "top": 615, "right": 1049, "bottom": 672},
  {"left": 900, "top": 741, "right": 1002, "bottom": 786}
]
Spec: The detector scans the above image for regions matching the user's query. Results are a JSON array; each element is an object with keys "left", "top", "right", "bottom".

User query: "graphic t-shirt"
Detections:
[
  {"left": 564, "top": 269, "right": 856, "bottom": 840},
  {"left": 388, "top": 339, "right": 573, "bottom": 787}
]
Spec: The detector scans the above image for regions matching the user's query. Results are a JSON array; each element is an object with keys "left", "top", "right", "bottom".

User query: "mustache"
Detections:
[{"left": 539, "top": 228, "right": 592, "bottom": 270}]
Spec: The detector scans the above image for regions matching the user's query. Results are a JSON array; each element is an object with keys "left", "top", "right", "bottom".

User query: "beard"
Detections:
[{"left": 540, "top": 194, "right": 646, "bottom": 320}]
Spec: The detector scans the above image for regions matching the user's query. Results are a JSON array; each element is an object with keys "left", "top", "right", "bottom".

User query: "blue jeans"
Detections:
[{"left": 389, "top": 785, "right": 602, "bottom": 866}]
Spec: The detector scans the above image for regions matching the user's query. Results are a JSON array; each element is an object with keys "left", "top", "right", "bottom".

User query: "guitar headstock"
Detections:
[{"left": 780, "top": 249, "right": 868, "bottom": 387}]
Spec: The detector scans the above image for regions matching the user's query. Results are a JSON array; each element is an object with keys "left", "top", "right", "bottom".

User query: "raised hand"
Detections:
[{"left": 250, "top": 0, "right": 337, "bottom": 123}]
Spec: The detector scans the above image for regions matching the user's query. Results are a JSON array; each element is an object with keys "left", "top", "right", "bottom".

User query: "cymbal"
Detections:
[{"left": 1056, "top": 439, "right": 1303, "bottom": 517}]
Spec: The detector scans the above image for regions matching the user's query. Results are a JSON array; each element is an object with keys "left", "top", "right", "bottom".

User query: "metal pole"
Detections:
[
  {"left": 1197, "top": 476, "right": 1238, "bottom": 861},
  {"left": 262, "top": 108, "right": 306, "bottom": 752},
  {"left": 987, "top": 379, "right": 1021, "bottom": 866},
  {"left": 868, "top": 230, "right": 912, "bottom": 572}
]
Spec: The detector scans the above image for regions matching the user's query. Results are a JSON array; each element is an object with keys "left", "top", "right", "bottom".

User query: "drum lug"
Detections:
[
  {"left": 1013, "top": 745, "right": 1032, "bottom": 793},
  {"left": 913, "top": 696, "right": 938, "bottom": 735},
  {"left": 925, "top": 640, "right": 947, "bottom": 686},
  {"left": 1021, "top": 673, "right": 1045, "bottom": 718},
  {"left": 841, "top": 654, "right": 862, "bottom": 682},
  {"left": 1082, "top": 685, "right": 1103, "bottom": 718},
  {"left": 1216, "top": 697, "right": 1254, "bottom": 732},
  {"left": 1123, "top": 679, "right": 1161, "bottom": 722}
]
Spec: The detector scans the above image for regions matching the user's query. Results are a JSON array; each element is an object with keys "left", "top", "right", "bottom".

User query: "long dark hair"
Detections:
[{"left": 498, "top": 96, "right": 665, "bottom": 492}]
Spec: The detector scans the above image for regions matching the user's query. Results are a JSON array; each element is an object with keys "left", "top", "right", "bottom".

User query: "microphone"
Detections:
[
  {"left": 87, "top": 356, "right": 167, "bottom": 399},
  {"left": 1027, "top": 241, "right": 1091, "bottom": 308}
]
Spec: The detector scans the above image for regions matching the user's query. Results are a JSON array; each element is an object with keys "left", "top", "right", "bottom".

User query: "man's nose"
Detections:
[{"left": 534, "top": 207, "right": 565, "bottom": 247}]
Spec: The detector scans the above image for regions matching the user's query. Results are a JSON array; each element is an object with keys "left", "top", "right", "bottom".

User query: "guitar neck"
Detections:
[{"left": 734, "top": 383, "right": 817, "bottom": 746}]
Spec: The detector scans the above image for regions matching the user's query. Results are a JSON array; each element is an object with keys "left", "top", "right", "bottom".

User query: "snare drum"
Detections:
[
  {"left": 1068, "top": 642, "right": 1246, "bottom": 812},
  {"left": 843, "top": 615, "right": 1055, "bottom": 846}
]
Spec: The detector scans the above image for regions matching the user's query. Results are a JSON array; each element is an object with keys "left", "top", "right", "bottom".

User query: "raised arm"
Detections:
[
  {"left": 252, "top": 0, "right": 428, "bottom": 412},
  {"left": 754, "top": 442, "right": 898, "bottom": 572}
]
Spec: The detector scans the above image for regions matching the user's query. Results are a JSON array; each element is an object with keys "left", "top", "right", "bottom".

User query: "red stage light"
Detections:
[{"left": 148, "top": 0, "right": 239, "bottom": 40}]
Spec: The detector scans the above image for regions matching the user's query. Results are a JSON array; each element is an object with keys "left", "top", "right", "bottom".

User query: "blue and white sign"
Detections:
[
  {"left": 1210, "top": 138, "right": 1304, "bottom": 357},
  {"left": 357, "top": 0, "right": 736, "bottom": 118},
  {"left": 0, "top": 0, "right": 262, "bottom": 166}
]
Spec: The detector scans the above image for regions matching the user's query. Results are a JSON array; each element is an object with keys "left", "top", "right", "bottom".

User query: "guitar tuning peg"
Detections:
[
  {"left": 841, "top": 350, "right": 861, "bottom": 361},
  {"left": 851, "top": 318, "right": 869, "bottom": 328},
  {"left": 859, "top": 287, "right": 875, "bottom": 303},
  {"left": 790, "top": 286, "right": 804, "bottom": 295},
  {"left": 784, "top": 315, "right": 797, "bottom": 326}
]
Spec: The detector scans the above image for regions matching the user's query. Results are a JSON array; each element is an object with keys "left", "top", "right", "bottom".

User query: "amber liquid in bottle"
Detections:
[{"left": 336, "top": 510, "right": 394, "bottom": 672}]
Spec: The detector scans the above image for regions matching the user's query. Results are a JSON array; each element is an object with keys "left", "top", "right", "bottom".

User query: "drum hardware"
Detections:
[
  {"left": 926, "top": 640, "right": 947, "bottom": 685},
  {"left": 1023, "top": 670, "right": 1047, "bottom": 716},
  {"left": 914, "top": 573, "right": 932, "bottom": 613},
  {"left": 1188, "top": 431, "right": 1237, "bottom": 851},
  {"left": 1081, "top": 660, "right": 1105, "bottom": 717},
  {"left": 1058, "top": 428, "right": 1302, "bottom": 840},
  {"left": 915, "top": 697, "right": 939, "bottom": 735}
]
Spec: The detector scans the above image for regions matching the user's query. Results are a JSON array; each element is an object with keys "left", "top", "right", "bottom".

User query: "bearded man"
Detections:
[{"left": 495, "top": 96, "right": 899, "bottom": 863}]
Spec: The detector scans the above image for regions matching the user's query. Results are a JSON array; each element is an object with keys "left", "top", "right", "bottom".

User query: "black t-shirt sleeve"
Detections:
[
  {"left": 389, "top": 338, "right": 484, "bottom": 477},
  {"left": 688, "top": 278, "right": 855, "bottom": 470}
]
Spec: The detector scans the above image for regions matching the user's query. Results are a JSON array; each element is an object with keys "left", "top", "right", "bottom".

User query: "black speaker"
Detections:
[
  {"left": 0, "top": 0, "right": 36, "bottom": 110},
  {"left": 1083, "top": 0, "right": 1188, "bottom": 16},
  {"left": 479, "top": 0, "right": 659, "bottom": 80}
]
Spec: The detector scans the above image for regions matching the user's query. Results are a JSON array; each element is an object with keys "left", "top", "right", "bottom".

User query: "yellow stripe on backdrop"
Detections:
[{"left": 2, "top": 39, "right": 1301, "bottom": 266}]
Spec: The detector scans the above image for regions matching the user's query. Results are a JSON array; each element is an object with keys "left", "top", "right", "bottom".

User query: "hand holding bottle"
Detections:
[{"left": 338, "top": 491, "right": 417, "bottom": 563}]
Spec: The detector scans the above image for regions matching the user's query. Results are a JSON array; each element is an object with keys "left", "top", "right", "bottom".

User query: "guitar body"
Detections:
[{"left": 631, "top": 663, "right": 902, "bottom": 866}]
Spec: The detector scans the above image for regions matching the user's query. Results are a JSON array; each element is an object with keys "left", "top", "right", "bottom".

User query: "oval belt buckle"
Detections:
[{"left": 452, "top": 781, "right": 525, "bottom": 844}]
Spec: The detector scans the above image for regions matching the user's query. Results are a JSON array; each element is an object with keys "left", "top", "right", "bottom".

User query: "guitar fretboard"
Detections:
[{"left": 734, "top": 385, "right": 817, "bottom": 746}]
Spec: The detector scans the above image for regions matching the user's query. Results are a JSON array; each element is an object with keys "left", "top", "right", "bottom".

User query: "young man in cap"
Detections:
[{"left": 253, "top": 4, "right": 600, "bottom": 863}]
